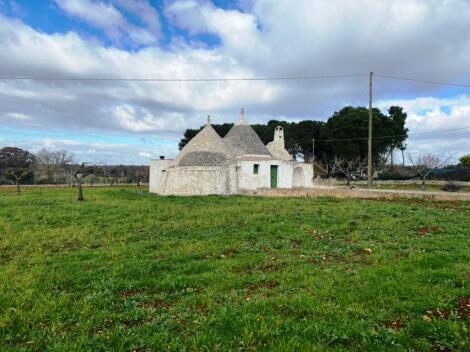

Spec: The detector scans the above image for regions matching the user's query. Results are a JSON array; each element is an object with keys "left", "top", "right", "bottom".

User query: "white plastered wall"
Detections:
[
  {"left": 293, "top": 163, "right": 314, "bottom": 188},
  {"left": 149, "top": 159, "right": 174, "bottom": 194},
  {"left": 235, "top": 160, "right": 295, "bottom": 190},
  {"left": 162, "top": 166, "right": 230, "bottom": 195},
  {"left": 150, "top": 159, "right": 314, "bottom": 195}
]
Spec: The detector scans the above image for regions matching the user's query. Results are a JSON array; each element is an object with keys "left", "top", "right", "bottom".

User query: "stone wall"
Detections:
[
  {"left": 162, "top": 166, "right": 230, "bottom": 195},
  {"left": 250, "top": 187, "right": 470, "bottom": 202},
  {"left": 150, "top": 159, "right": 315, "bottom": 195},
  {"left": 313, "top": 178, "right": 470, "bottom": 187}
]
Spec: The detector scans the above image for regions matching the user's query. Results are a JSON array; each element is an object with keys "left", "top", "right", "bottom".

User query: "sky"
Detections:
[{"left": 0, "top": 0, "right": 469, "bottom": 165}]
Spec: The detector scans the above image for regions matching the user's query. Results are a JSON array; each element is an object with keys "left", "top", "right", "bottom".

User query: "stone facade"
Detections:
[{"left": 149, "top": 110, "right": 314, "bottom": 195}]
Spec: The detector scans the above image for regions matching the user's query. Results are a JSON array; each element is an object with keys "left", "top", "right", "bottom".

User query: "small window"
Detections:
[{"left": 253, "top": 164, "right": 259, "bottom": 174}]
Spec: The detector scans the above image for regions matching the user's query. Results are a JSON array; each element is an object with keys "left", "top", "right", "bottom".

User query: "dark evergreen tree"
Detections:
[{"left": 177, "top": 106, "right": 408, "bottom": 167}]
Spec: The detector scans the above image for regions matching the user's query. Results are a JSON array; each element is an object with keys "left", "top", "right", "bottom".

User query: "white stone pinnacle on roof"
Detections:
[
  {"left": 237, "top": 107, "right": 249, "bottom": 125},
  {"left": 207, "top": 115, "right": 211, "bottom": 125},
  {"left": 224, "top": 109, "right": 272, "bottom": 157}
]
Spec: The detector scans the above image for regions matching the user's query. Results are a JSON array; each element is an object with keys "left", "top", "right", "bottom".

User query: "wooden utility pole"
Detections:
[
  {"left": 367, "top": 71, "right": 373, "bottom": 187},
  {"left": 312, "top": 138, "right": 315, "bottom": 176}
]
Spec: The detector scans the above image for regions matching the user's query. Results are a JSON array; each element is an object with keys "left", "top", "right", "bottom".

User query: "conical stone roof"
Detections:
[
  {"left": 176, "top": 123, "right": 231, "bottom": 166},
  {"left": 224, "top": 111, "right": 271, "bottom": 157}
]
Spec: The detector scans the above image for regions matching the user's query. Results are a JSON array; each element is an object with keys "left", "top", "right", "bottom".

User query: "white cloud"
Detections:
[
  {"left": 7, "top": 112, "right": 32, "bottom": 121},
  {"left": 0, "top": 135, "right": 176, "bottom": 164},
  {"left": 1, "top": 0, "right": 470, "bottom": 163},
  {"left": 113, "top": 105, "right": 189, "bottom": 132},
  {"left": 55, "top": 0, "right": 158, "bottom": 45},
  {"left": 377, "top": 95, "right": 470, "bottom": 161},
  {"left": 55, "top": 0, "right": 124, "bottom": 31},
  {"left": 114, "top": 0, "right": 161, "bottom": 34},
  {"left": 377, "top": 95, "right": 470, "bottom": 132}
]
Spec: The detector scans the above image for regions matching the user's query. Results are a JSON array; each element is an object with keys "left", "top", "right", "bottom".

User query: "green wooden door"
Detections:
[{"left": 270, "top": 165, "right": 278, "bottom": 188}]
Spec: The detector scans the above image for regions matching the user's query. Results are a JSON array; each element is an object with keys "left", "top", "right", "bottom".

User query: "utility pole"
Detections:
[
  {"left": 367, "top": 71, "right": 373, "bottom": 188},
  {"left": 312, "top": 138, "right": 315, "bottom": 177}
]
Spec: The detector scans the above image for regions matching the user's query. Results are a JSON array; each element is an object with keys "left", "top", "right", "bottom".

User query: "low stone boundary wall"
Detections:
[
  {"left": 249, "top": 187, "right": 470, "bottom": 202},
  {"left": 0, "top": 183, "right": 147, "bottom": 189},
  {"left": 354, "top": 180, "right": 470, "bottom": 186},
  {"left": 313, "top": 178, "right": 470, "bottom": 187}
]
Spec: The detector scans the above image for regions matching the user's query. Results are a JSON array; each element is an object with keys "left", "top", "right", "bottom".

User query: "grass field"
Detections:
[{"left": 0, "top": 187, "right": 469, "bottom": 351}]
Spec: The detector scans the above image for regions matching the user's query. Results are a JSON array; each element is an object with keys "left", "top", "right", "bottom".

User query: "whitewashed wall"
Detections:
[
  {"left": 149, "top": 159, "right": 174, "bottom": 194},
  {"left": 163, "top": 166, "right": 229, "bottom": 195},
  {"left": 235, "top": 160, "right": 296, "bottom": 190},
  {"left": 150, "top": 159, "right": 315, "bottom": 195},
  {"left": 294, "top": 163, "right": 315, "bottom": 188}
]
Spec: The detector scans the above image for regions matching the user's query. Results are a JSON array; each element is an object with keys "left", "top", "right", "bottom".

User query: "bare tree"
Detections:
[
  {"left": 36, "top": 148, "right": 75, "bottom": 183},
  {"left": 6, "top": 170, "right": 30, "bottom": 194},
  {"left": 103, "top": 166, "right": 120, "bottom": 186},
  {"left": 71, "top": 163, "right": 102, "bottom": 201},
  {"left": 407, "top": 153, "right": 453, "bottom": 189},
  {"left": 129, "top": 166, "right": 149, "bottom": 187},
  {"left": 332, "top": 157, "right": 368, "bottom": 187}
]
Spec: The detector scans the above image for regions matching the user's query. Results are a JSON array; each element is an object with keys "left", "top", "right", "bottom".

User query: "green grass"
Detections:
[{"left": 0, "top": 187, "right": 469, "bottom": 351}]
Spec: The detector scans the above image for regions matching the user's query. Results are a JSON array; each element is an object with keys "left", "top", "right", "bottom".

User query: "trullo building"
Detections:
[{"left": 149, "top": 109, "right": 314, "bottom": 195}]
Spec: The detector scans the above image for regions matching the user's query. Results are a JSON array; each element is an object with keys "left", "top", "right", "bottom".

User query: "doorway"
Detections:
[{"left": 270, "top": 165, "right": 278, "bottom": 188}]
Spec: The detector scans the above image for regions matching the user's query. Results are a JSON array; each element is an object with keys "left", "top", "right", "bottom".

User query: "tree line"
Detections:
[
  {"left": 0, "top": 147, "right": 149, "bottom": 198},
  {"left": 179, "top": 106, "right": 409, "bottom": 167}
]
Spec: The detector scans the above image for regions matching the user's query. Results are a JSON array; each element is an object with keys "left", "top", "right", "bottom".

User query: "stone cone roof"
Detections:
[
  {"left": 176, "top": 124, "right": 231, "bottom": 166},
  {"left": 224, "top": 119, "right": 271, "bottom": 157}
]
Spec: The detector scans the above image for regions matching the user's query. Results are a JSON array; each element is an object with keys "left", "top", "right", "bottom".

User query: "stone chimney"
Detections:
[{"left": 274, "top": 126, "right": 285, "bottom": 148}]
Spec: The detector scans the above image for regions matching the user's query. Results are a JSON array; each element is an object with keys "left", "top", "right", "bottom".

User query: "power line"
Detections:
[
  {"left": 376, "top": 74, "right": 470, "bottom": 89},
  {"left": 1, "top": 72, "right": 469, "bottom": 88},
  {"left": 284, "top": 126, "right": 470, "bottom": 147},
  {"left": 0, "top": 72, "right": 469, "bottom": 88},
  {"left": 0, "top": 73, "right": 368, "bottom": 82}
]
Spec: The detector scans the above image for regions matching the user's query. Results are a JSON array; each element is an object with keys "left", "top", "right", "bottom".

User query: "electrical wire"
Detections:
[
  {"left": 284, "top": 126, "right": 470, "bottom": 147},
  {"left": 375, "top": 74, "right": 470, "bottom": 89},
  {"left": 0, "top": 73, "right": 368, "bottom": 82}
]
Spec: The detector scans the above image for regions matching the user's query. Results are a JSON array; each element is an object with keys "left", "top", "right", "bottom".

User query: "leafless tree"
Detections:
[
  {"left": 129, "top": 166, "right": 148, "bottom": 187},
  {"left": 407, "top": 152, "right": 453, "bottom": 189},
  {"left": 7, "top": 170, "right": 30, "bottom": 195},
  {"left": 103, "top": 166, "right": 120, "bottom": 186},
  {"left": 71, "top": 163, "right": 103, "bottom": 201},
  {"left": 332, "top": 157, "right": 368, "bottom": 187},
  {"left": 36, "top": 149, "right": 75, "bottom": 183}
]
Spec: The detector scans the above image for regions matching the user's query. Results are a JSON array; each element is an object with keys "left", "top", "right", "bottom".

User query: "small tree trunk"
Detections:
[
  {"left": 77, "top": 181, "right": 84, "bottom": 201},
  {"left": 73, "top": 174, "right": 85, "bottom": 201},
  {"left": 401, "top": 150, "right": 405, "bottom": 167},
  {"left": 421, "top": 176, "right": 426, "bottom": 190},
  {"left": 390, "top": 147, "right": 394, "bottom": 167},
  {"left": 137, "top": 179, "right": 141, "bottom": 187},
  {"left": 16, "top": 178, "right": 21, "bottom": 195}
]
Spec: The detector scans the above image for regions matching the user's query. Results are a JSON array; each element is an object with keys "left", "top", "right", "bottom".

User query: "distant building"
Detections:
[{"left": 150, "top": 109, "right": 314, "bottom": 195}]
